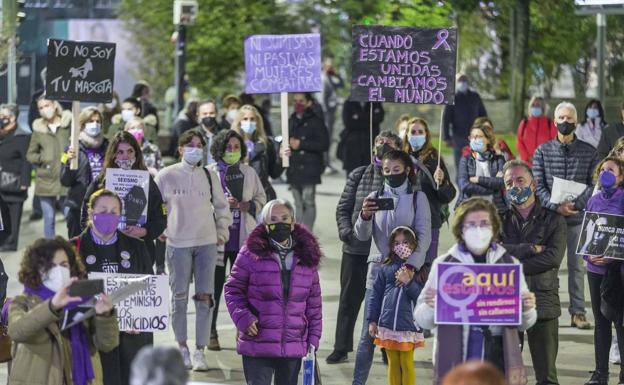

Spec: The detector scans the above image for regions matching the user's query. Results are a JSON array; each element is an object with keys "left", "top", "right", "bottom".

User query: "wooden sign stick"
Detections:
[
  {"left": 280, "top": 92, "right": 289, "bottom": 168},
  {"left": 70, "top": 101, "right": 80, "bottom": 170},
  {"left": 369, "top": 103, "right": 373, "bottom": 163}
]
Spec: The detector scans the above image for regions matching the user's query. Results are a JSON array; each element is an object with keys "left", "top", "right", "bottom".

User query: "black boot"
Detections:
[
  {"left": 325, "top": 350, "right": 348, "bottom": 364},
  {"left": 585, "top": 370, "right": 608, "bottom": 385}
]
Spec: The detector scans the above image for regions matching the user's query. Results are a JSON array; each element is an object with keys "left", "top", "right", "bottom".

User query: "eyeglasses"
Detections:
[{"left": 463, "top": 220, "right": 492, "bottom": 230}]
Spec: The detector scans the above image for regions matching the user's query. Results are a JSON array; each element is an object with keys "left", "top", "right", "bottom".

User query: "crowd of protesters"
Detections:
[{"left": 2, "top": 67, "right": 624, "bottom": 385}]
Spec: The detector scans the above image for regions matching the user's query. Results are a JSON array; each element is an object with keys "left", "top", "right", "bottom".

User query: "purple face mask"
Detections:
[{"left": 93, "top": 212, "right": 120, "bottom": 235}]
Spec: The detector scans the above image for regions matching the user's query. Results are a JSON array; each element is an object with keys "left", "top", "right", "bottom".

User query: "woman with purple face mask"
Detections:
[{"left": 71, "top": 189, "right": 153, "bottom": 385}]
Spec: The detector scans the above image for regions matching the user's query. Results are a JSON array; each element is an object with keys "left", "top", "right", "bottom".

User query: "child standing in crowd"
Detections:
[
  {"left": 583, "top": 157, "right": 624, "bottom": 385},
  {"left": 367, "top": 226, "right": 424, "bottom": 385}
]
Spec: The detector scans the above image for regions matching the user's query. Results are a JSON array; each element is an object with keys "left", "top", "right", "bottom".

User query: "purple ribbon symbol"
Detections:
[{"left": 432, "top": 29, "right": 451, "bottom": 51}]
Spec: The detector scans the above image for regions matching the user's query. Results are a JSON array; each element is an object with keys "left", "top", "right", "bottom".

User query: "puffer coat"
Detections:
[{"left": 224, "top": 223, "right": 322, "bottom": 358}]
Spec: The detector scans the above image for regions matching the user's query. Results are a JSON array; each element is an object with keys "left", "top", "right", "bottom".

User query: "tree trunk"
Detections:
[{"left": 509, "top": 0, "right": 530, "bottom": 127}]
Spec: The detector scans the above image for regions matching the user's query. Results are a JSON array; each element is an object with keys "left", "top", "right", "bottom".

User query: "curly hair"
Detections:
[
  {"left": 451, "top": 197, "right": 501, "bottom": 244},
  {"left": 210, "top": 129, "right": 247, "bottom": 162},
  {"left": 18, "top": 237, "right": 86, "bottom": 289},
  {"left": 594, "top": 157, "right": 624, "bottom": 189}
]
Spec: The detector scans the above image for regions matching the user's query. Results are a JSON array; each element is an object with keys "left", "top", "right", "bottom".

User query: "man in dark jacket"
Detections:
[
  {"left": 533, "top": 101, "right": 599, "bottom": 330},
  {"left": 500, "top": 159, "right": 566, "bottom": 385},
  {"left": 441, "top": 74, "right": 487, "bottom": 173},
  {"left": 596, "top": 102, "right": 624, "bottom": 159},
  {"left": 0, "top": 104, "right": 31, "bottom": 251},
  {"left": 327, "top": 131, "right": 401, "bottom": 373},
  {"left": 284, "top": 92, "right": 329, "bottom": 231},
  {"left": 194, "top": 100, "right": 222, "bottom": 165},
  {"left": 339, "top": 99, "right": 385, "bottom": 174}
]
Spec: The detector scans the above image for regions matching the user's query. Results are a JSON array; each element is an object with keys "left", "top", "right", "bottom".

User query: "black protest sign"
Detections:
[
  {"left": 46, "top": 39, "right": 116, "bottom": 103},
  {"left": 124, "top": 185, "right": 148, "bottom": 226},
  {"left": 576, "top": 211, "right": 624, "bottom": 259},
  {"left": 351, "top": 25, "right": 457, "bottom": 105},
  {"left": 225, "top": 165, "right": 245, "bottom": 202}
]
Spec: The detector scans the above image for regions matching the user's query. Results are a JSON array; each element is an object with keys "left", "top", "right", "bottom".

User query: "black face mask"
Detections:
[
  {"left": 385, "top": 173, "right": 407, "bottom": 188},
  {"left": 267, "top": 222, "right": 292, "bottom": 243},
  {"left": 202, "top": 117, "right": 217, "bottom": 128},
  {"left": 375, "top": 143, "right": 392, "bottom": 158},
  {"left": 556, "top": 121, "right": 575, "bottom": 136}
]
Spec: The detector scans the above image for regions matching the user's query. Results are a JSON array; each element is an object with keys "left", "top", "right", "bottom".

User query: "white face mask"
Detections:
[
  {"left": 42, "top": 265, "right": 71, "bottom": 292},
  {"left": 121, "top": 109, "right": 135, "bottom": 122},
  {"left": 463, "top": 227, "right": 493, "bottom": 256},
  {"left": 183, "top": 146, "right": 203, "bottom": 165},
  {"left": 40, "top": 106, "right": 56, "bottom": 120},
  {"left": 226, "top": 109, "right": 238, "bottom": 123}
]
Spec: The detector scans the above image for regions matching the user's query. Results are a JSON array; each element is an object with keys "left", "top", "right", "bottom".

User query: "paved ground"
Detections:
[{"left": 0, "top": 158, "right": 607, "bottom": 384}]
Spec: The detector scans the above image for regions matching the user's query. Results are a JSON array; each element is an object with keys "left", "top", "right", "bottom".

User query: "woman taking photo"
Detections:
[
  {"left": 8, "top": 237, "right": 118, "bottom": 385},
  {"left": 72, "top": 188, "right": 153, "bottom": 385},
  {"left": 456, "top": 120, "right": 507, "bottom": 215},
  {"left": 414, "top": 198, "right": 537, "bottom": 385},
  {"left": 27, "top": 95, "right": 72, "bottom": 239},
  {"left": 231, "top": 104, "right": 283, "bottom": 201},
  {"left": 224, "top": 199, "right": 322, "bottom": 385},
  {"left": 80, "top": 131, "right": 166, "bottom": 267},
  {"left": 208, "top": 129, "right": 266, "bottom": 350},
  {"left": 582, "top": 157, "right": 624, "bottom": 385},
  {"left": 402, "top": 117, "right": 456, "bottom": 262},
  {"left": 61, "top": 106, "right": 108, "bottom": 238}
]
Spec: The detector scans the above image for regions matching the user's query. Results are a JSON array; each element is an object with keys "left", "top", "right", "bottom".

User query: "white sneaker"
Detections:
[
  {"left": 192, "top": 349, "right": 209, "bottom": 371},
  {"left": 610, "top": 336, "right": 621, "bottom": 364},
  {"left": 180, "top": 346, "right": 192, "bottom": 370}
]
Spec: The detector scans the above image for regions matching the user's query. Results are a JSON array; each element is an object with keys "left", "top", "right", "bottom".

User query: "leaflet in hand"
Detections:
[{"left": 549, "top": 176, "right": 587, "bottom": 204}]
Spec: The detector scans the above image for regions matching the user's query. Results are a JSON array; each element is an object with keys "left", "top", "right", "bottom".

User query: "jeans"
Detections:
[
  {"left": 242, "top": 356, "right": 301, "bottom": 385},
  {"left": 166, "top": 243, "right": 217, "bottom": 347},
  {"left": 566, "top": 224, "right": 586, "bottom": 315},
  {"left": 353, "top": 288, "right": 375, "bottom": 385},
  {"left": 211, "top": 250, "right": 237, "bottom": 334},
  {"left": 291, "top": 184, "right": 316, "bottom": 231},
  {"left": 334, "top": 252, "right": 368, "bottom": 353},
  {"left": 588, "top": 271, "right": 624, "bottom": 375},
  {"left": 39, "top": 196, "right": 68, "bottom": 239}
]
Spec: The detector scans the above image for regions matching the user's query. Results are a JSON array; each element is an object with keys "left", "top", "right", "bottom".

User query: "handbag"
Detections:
[{"left": 0, "top": 167, "right": 21, "bottom": 193}]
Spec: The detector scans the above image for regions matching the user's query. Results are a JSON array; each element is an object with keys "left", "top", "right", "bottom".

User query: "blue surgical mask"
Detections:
[
  {"left": 408, "top": 135, "right": 426, "bottom": 151},
  {"left": 183, "top": 147, "right": 203, "bottom": 165},
  {"left": 84, "top": 122, "right": 102, "bottom": 137},
  {"left": 457, "top": 81, "right": 468, "bottom": 93},
  {"left": 506, "top": 186, "right": 532, "bottom": 206},
  {"left": 586, "top": 108, "right": 600, "bottom": 119},
  {"left": 530, "top": 107, "right": 542, "bottom": 117},
  {"left": 241, "top": 121, "right": 257, "bottom": 134},
  {"left": 470, "top": 138, "right": 486, "bottom": 153}
]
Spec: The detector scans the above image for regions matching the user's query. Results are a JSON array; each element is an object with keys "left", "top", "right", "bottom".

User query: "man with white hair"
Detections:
[{"left": 533, "top": 101, "right": 599, "bottom": 329}]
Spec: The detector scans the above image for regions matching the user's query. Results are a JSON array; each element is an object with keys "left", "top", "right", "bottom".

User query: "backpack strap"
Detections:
[{"left": 202, "top": 166, "right": 214, "bottom": 204}]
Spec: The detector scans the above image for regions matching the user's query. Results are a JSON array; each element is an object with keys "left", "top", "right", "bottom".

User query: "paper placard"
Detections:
[
  {"left": 88, "top": 272, "right": 169, "bottom": 332},
  {"left": 549, "top": 176, "right": 587, "bottom": 204},
  {"left": 46, "top": 39, "right": 116, "bottom": 103},
  {"left": 351, "top": 25, "right": 457, "bottom": 105},
  {"left": 435, "top": 263, "right": 522, "bottom": 326},
  {"left": 244, "top": 33, "right": 322, "bottom": 94},
  {"left": 105, "top": 168, "right": 150, "bottom": 227}
]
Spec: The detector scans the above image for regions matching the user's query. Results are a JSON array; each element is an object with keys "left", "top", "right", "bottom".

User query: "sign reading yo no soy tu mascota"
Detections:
[
  {"left": 244, "top": 33, "right": 322, "bottom": 94},
  {"left": 351, "top": 25, "right": 457, "bottom": 105},
  {"left": 46, "top": 39, "right": 116, "bottom": 103}
]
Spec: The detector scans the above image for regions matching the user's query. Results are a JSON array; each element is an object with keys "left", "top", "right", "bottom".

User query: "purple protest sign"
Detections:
[
  {"left": 244, "top": 33, "right": 322, "bottom": 94},
  {"left": 435, "top": 263, "right": 522, "bottom": 326}
]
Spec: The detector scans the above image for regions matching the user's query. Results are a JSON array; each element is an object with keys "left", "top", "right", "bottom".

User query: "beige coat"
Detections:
[
  {"left": 8, "top": 294, "right": 119, "bottom": 385},
  {"left": 209, "top": 163, "right": 267, "bottom": 248},
  {"left": 26, "top": 111, "right": 72, "bottom": 196}
]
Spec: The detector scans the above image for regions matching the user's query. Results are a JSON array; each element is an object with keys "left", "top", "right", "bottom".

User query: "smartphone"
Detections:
[
  {"left": 68, "top": 279, "right": 104, "bottom": 298},
  {"left": 374, "top": 198, "right": 395, "bottom": 211}
]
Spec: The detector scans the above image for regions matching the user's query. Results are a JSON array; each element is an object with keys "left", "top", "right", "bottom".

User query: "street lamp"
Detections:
[{"left": 173, "top": 0, "right": 197, "bottom": 118}]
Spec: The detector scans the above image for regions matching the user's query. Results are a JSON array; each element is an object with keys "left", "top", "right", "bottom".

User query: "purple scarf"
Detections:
[{"left": 24, "top": 285, "right": 94, "bottom": 385}]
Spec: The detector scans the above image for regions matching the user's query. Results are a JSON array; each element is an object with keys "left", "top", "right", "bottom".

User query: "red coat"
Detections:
[{"left": 516, "top": 116, "right": 557, "bottom": 167}]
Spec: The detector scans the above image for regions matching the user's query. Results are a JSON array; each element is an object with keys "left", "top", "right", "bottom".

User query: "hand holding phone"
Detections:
[
  {"left": 374, "top": 198, "right": 394, "bottom": 211},
  {"left": 68, "top": 279, "right": 105, "bottom": 298}
]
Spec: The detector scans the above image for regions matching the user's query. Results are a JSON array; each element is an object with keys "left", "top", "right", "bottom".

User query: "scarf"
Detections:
[
  {"left": 24, "top": 285, "right": 94, "bottom": 385},
  {"left": 78, "top": 131, "right": 104, "bottom": 149}
]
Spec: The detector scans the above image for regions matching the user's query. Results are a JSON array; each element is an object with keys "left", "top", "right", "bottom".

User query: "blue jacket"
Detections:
[
  {"left": 367, "top": 256, "right": 423, "bottom": 332},
  {"left": 456, "top": 151, "right": 507, "bottom": 214}
]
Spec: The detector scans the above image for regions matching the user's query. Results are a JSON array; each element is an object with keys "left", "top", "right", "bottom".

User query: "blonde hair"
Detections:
[
  {"left": 231, "top": 104, "right": 267, "bottom": 145},
  {"left": 78, "top": 106, "right": 102, "bottom": 129},
  {"left": 124, "top": 116, "right": 145, "bottom": 131}
]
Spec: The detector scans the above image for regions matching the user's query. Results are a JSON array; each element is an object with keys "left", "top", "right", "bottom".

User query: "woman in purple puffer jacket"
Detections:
[{"left": 224, "top": 198, "right": 322, "bottom": 385}]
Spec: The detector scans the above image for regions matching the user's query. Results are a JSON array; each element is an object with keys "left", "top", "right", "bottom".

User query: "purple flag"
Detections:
[
  {"left": 244, "top": 33, "right": 322, "bottom": 94},
  {"left": 435, "top": 263, "right": 522, "bottom": 326}
]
